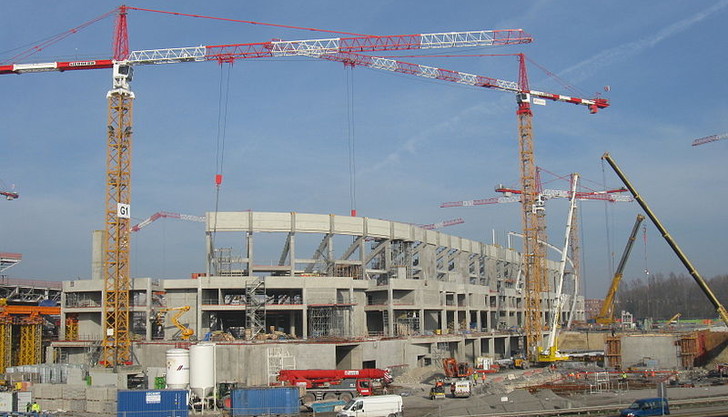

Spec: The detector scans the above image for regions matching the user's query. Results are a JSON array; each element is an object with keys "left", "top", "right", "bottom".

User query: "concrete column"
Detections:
[
  {"left": 247, "top": 232, "right": 254, "bottom": 275},
  {"left": 91, "top": 230, "right": 104, "bottom": 280},
  {"left": 59, "top": 292, "right": 67, "bottom": 340},
  {"left": 288, "top": 231, "right": 296, "bottom": 277},
  {"left": 302, "top": 286, "right": 308, "bottom": 339},
  {"left": 289, "top": 311, "right": 297, "bottom": 338},
  {"left": 387, "top": 286, "right": 394, "bottom": 337},
  {"left": 419, "top": 308, "right": 425, "bottom": 335}
]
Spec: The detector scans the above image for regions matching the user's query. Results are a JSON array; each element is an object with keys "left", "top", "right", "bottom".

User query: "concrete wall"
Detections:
[{"left": 620, "top": 334, "right": 679, "bottom": 369}]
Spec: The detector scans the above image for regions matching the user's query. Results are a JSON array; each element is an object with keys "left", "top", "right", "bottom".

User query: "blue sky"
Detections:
[{"left": 1, "top": 1, "right": 726, "bottom": 299}]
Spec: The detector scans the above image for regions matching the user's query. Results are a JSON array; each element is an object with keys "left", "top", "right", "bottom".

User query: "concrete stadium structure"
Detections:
[{"left": 55, "top": 211, "right": 585, "bottom": 386}]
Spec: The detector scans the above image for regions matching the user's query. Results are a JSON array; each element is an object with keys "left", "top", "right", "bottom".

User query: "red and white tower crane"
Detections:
[
  {"left": 1, "top": 5, "right": 531, "bottom": 367},
  {"left": 691, "top": 132, "right": 728, "bottom": 146},
  {"left": 301, "top": 51, "right": 609, "bottom": 356}
]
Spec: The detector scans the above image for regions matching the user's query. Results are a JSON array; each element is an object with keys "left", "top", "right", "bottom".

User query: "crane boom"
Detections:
[
  {"left": 440, "top": 187, "right": 630, "bottom": 207},
  {"left": 538, "top": 173, "right": 578, "bottom": 362},
  {"left": 602, "top": 153, "right": 728, "bottom": 328},
  {"left": 0, "top": 29, "right": 532, "bottom": 75},
  {"left": 595, "top": 213, "right": 645, "bottom": 325},
  {"left": 131, "top": 211, "right": 206, "bottom": 232},
  {"left": 691, "top": 132, "right": 728, "bottom": 146}
]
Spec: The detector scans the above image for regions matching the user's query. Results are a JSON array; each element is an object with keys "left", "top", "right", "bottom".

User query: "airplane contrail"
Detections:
[{"left": 560, "top": 1, "right": 728, "bottom": 83}]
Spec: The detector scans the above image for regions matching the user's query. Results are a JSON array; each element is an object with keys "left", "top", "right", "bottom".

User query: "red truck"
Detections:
[{"left": 277, "top": 368, "right": 392, "bottom": 403}]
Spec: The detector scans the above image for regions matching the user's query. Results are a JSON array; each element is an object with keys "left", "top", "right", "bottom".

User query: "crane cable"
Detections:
[
  {"left": 345, "top": 66, "right": 357, "bottom": 217},
  {"left": 601, "top": 159, "right": 615, "bottom": 279},
  {"left": 211, "top": 63, "right": 233, "bottom": 248}
]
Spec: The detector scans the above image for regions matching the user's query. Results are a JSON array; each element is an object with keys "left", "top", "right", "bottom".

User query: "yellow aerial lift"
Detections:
[
  {"left": 152, "top": 306, "right": 194, "bottom": 340},
  {"left": 602, "top": 153, "right": 728, "bottom": 328},
  {"left": 595, "top": 214, "right": 645, "bottom": 325}
]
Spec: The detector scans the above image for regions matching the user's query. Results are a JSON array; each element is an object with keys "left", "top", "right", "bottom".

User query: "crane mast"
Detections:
[
  {"left": 100, "top": 62, "right": 134, "bottom": 367},
  {"left": 515, "top": 54, "right": 548, "bottom": 358}
]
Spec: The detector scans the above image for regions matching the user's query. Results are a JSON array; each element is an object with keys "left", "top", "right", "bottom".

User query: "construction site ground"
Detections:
[{"left": 383, "top": 365, "right": 728, "bottom": 417}]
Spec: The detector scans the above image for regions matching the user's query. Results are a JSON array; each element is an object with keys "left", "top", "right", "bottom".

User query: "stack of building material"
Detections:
[
  {"left": 61, "top": 385, "right": 86, "bottom": 413},
  {"left": 31, "top": 383, "right": 62, "bottom": 412},
  {"left": 85, "top": 386, "right": 117, "bottom": 414},
  {"left": 15, "top": 391, "right": 32, "bottom": 413}
]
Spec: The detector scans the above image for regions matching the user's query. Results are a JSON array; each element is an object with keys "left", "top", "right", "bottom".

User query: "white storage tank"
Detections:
[
  {"left": 166, "top": 348, "right": 190, "bottom": 389},
  {"left": 189, "top": 342, "right": 216, "bottom": 399}
]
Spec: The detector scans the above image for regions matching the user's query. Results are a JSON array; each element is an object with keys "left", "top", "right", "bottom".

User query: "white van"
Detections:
[{"left": 336, "top": 395, "right": 403, "bottom": 417}]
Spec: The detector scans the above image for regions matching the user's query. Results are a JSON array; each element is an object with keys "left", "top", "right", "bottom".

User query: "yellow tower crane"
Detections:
[{"left": 1, "top": 5, "right": 532, "bottom": 368}]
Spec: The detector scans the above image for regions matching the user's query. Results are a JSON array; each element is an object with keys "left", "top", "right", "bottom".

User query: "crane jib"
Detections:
[{"left": 0, "top": 59, "right": 114, "bottom": 74}]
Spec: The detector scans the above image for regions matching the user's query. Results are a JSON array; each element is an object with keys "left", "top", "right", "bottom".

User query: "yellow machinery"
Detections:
[
  {"left": 602, "top": 153, "right": 728, "bottom": 328},
  {"left": 595, "top": 214, "right": 645, "bottom": 325},
  {"left": 0, "top": 299, "right": 61, "bottom": 372},
  {"left": 153, "top": 306, "right": 194, "bottom": 340},
  {"left": 665, "top": 313, "right": 681, "bottom": 327}
]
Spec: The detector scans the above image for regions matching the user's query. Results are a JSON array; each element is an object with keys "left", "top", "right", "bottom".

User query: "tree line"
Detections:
[{"left": 616, "top": 273, "right": 728, "bottom": 321}]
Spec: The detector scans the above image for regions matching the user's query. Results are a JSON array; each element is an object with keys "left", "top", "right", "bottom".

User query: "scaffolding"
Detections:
[
  {"left": 245, "top": 278, "right": 266, "bottom": 340},
  {"left": 17, "top": 315, "right": 42, "bottom": 365},
  {"left": 309, "top": 306, "right": 348, "bottom": 338},
  {"left": 0, "top": 316, "right": 11, "bottom": 373}
]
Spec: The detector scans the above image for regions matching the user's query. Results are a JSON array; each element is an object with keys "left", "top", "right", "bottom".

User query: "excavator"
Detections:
[
  {"left": 595, "top": 214, "right": 645, "bottom": 325},
  {"left": 151, "top": 306, "right": 194, "bottom": 340}
]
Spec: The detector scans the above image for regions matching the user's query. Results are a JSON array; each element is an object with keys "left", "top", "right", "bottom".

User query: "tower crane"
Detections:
[
  {"left": 691, "top": 132, "right": 728, "bottom": 146},
  {"left": 299, "top": 51, "right": 608, "bottom": 357},
  {"left": 2, "top": 5, "right": 532, "bottom": 367},
  {"left": 0, "top": 179, "right": 18, "bottom": 200},
  {"left": 131, "top": 211, "right": 206, "bottom": 232}
]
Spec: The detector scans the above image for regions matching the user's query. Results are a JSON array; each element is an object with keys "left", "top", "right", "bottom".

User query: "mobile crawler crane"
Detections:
[
  {"left": 602, "top": 153, "right": 728, "bottom": 328},
  {"left": 595, "top": 213, "right": 645, "bottom": 325}
]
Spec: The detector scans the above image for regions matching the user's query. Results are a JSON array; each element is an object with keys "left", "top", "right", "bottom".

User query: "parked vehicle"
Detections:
[
  {"left": 336, "top": 395, "right": 403, "bottom": 417},
  {"left": 450, "top": 380, "right": 471, "bottom": 398},
  {"left": 429, "top": 385, "right": 445, "bottom": 400},
  {"left": 620, "top": 397, "right": 670, "bottom": 416},
  {"left": 278, "top": 369, "right": 392, "bottom": 403}
]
